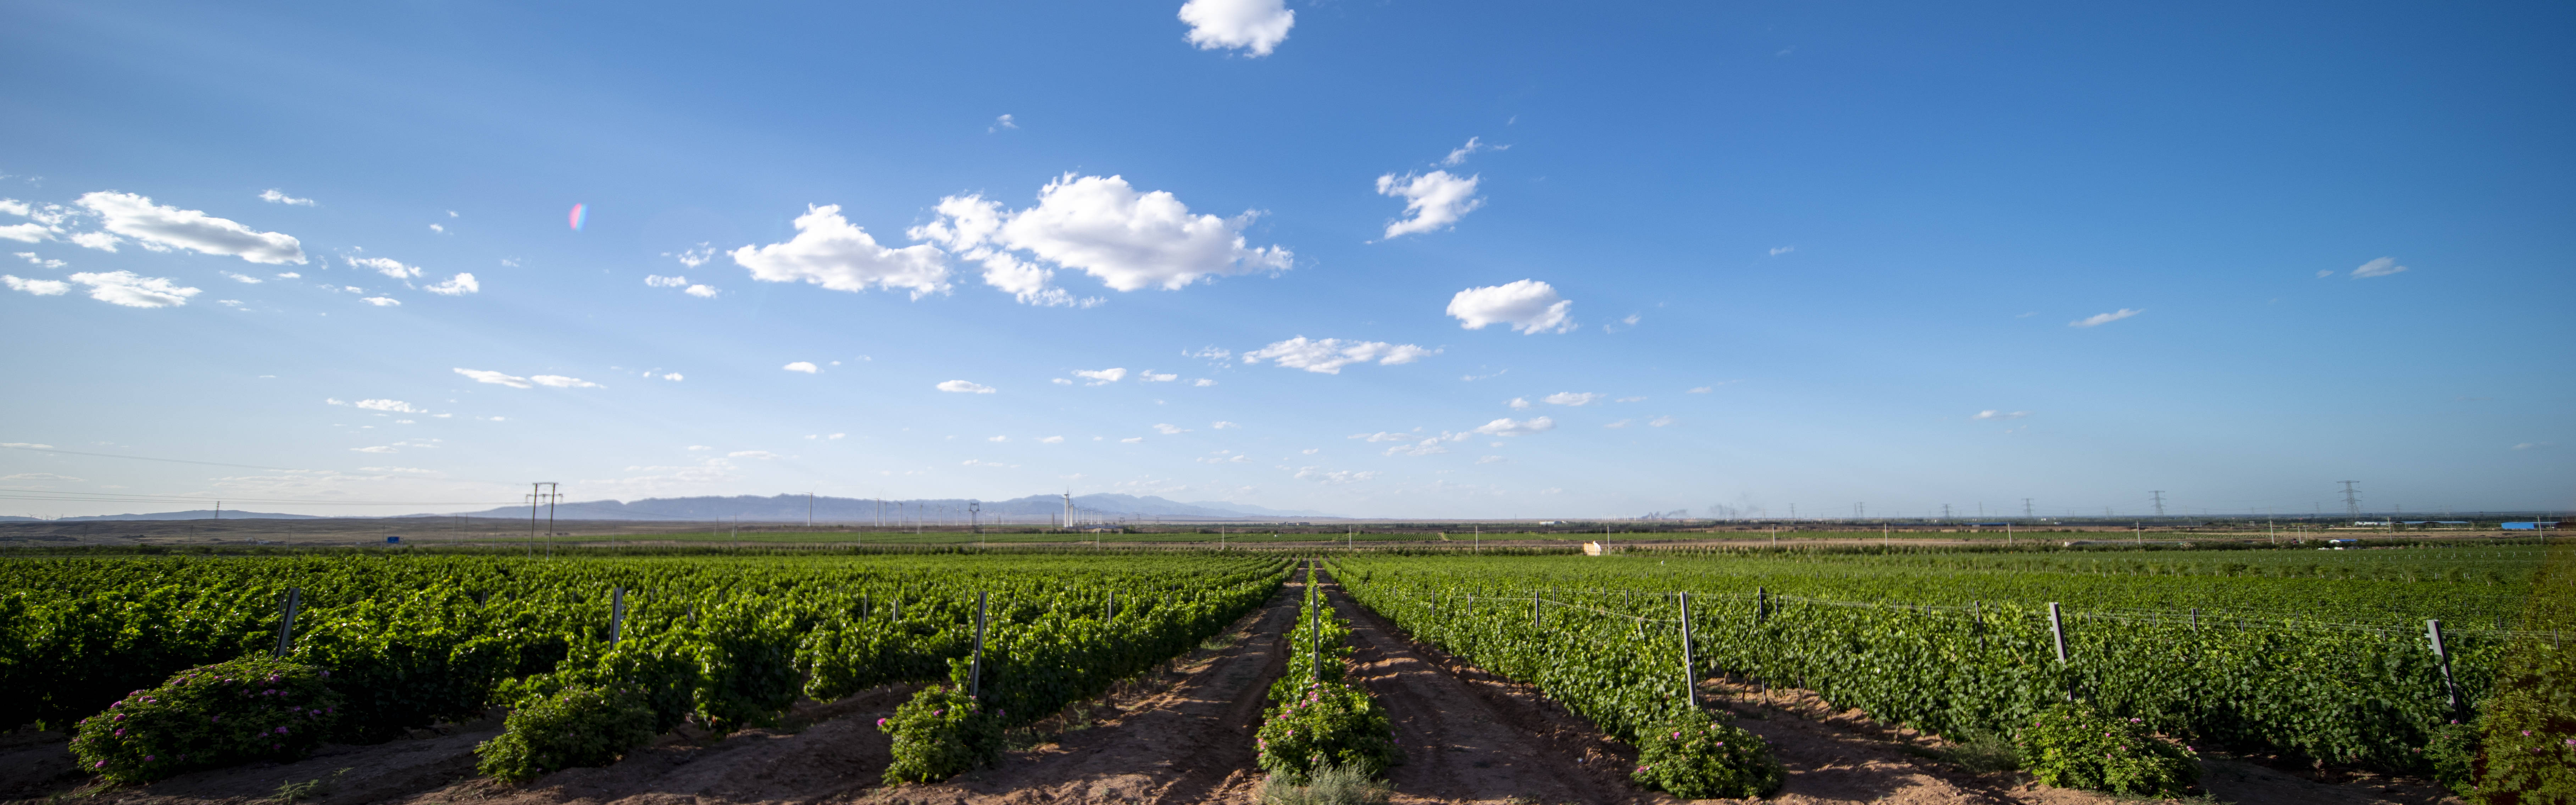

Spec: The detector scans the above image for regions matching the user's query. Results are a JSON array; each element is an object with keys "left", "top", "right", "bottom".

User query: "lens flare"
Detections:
[{"left": 567, "top": 204, "right": 587, "bottom": 231}]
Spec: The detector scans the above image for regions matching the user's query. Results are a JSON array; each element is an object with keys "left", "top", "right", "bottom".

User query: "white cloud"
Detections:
[
  {"left": 1615, "top": 396, "right": 1645, "bottom": 402},
  {"left": 1443, "top": 137, "right": 1497, "bottom": 167},
  {"left": 2352, "top": 257, "right": 2408, "bottom": 278},
  {"left": 1212, "top": 420, "right": 1240, "bottom": 429},
  {"left": 1293, "top": 466, "right": 1378, "bottom": 485},
  {"left": 661, "top": 373, "right": 683, "bottom": 381},
  {"left": 1473, "top": 416, "right": 1555, "bottom": 437},
  {"left": 220, "top": 271, "right": 261, "bottom": 284},
  {"left": 1647, "top": 415, "right": 1676, "bottom": 427},
  {"left": 826, "top": 432, "right": 844, "bottom": 439},
  {"left": 1605, "top": 419, "right": 1633, "bottom": 429},
  {"left": 351, "top": 445, "right": 398, "bottom": 454},
  {"left": 988, "top": 435, "right": 1009, "bottom": 442},
  {"left": 259, "top": 189, "right": 316, "bottom": 206},
  {"left": 2315, "top": 269, "right": 2335, "bottom": 279},
  {"left": 1376, "top": 171, "right": 1482, "bottom": 239},
  {"left": 1039, "top": 435, "right": 1065, "bottom": 444},
  {"left": 1140, "top": 371, "right": 1179, "bottom": 383},
  {"left": 1186, "top": 346, "right": 1232, "bottom": 362},
  {"left": 2068, "top": 309, "right": 2142, "bottom": 328},
  {"left": 453, "top": 368, "right": 533, "bottom": 388},
  {"left": 1384, "top": 431, "right": 1470, "bottom": 457},
  {"left": 1178, "top": 0, "right": 1294, "bottom": 56},
  {"left": 912, "top": 175, "right": 1292, "bottom": 302},
  {"left": 729, "top": 450, "right": 782, "bottom": 460},
  {"left": 1506, "top": 397, "right": 1531, "bottom": 410},
  {"left": 1193, "top": 378, "right": 1216, "bottom": 387},
  {"left": 2511, "top": 442, "right": 2548, "bottom": 451},
  {"left": 1770, "top": 246, "right": 1795, "bottom": 256},
  {"left": 360, "top": 296, "right": 401, "bottom": 306},
  {"left": 1073, "top": 367, "right": 1128, "bottom": 385},
  {"left": 1121, "top": 436, "right": 1145, "bottom": 443},
  {"left": 961, "top": 459, "right": 1022, "bottom": 468},
  {"left": 644, "top": 274, "right": 688, "bottom": 288},
  {"left": 684, "top": 284, "right": 718, "bottom": 298},
  {"left": 67, "top": 271, "right": 200, "bottom": 307},
  {"left": 68, "top": 231, "right": 120, "bottom": 251},
  {"left": 76, "top": 191, "right": 305, "bottom": 264},
  {"left": 15, "top": 252, "right": 64, "bottom": 268},
  {"left": 347, "top": 256, "right": 422, "bottom": 279},
  {"left": 4, "top": 275, "right": 69, "bottom": 295},
  {"left": 1242, "top": 337, "right": 1438, "bottom": 374},
  {"left": 530, "top": 375, "right": 599, "bottom": 389},
  {"left": 1971, "top": 410, "right": 2031, "bottom": 420},
  {"left": 354, "top": 399, "right": 422, "bottom": 413},
  {"left": 0, "top": 223, "right": 51, "bottom": 243},
  {"left": 733, "top": 204, "right": 951, "bottom": 298},
  {"left": 428, "top": 223, "right": 445, "bottom": 234},
  {"left": 1542, "top": 392, "right": 1603, "bottom": 406},
  {"left": 1153, "top": 423, "right": 1191, "bottom": 435},
  {"left": 1475, "top": 455, "right": 1506, "bottom": 465},
  {"left": 1349, "top": 432, "right": 1412, "bottom": 443},
  {"left": 993, "top": 113, "right": 1018, "bottom": 131},
  {"left": 686, "top": 445, "right": 711, "bottom": 451},
  {"left": 783, "top": 361, "right": 820, "bottom": 373},
  {"left": 1051, "top": 378, "right": 1074, "bottom": 385},
  {"left": 1447, "top": 280, "right": 1574, "bottom": 334},
  {"left": 0, "top": 200, "right": 28, "bottom": 217},
  {"left": 1686, "top": 386, "right": 1712, "bottom": 394},
  {"left": 0, "top": 472, "right": 83, "bottom": 482},
  {"left": 424, "top": 273, "right": 479, "bottom": 295},
  {"left": 275, "top": 272, "right": 300, "bottom": 279},
  {"left": 937, "top": 379, "right": 996, "bottom": 394}
]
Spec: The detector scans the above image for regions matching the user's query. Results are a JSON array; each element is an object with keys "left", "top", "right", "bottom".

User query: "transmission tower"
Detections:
[
  {"left": 2150, "top": 490, "right": 2166, "bottom": 517},
  {"left": 2022, "top": 498, "right": 2034, "bottom": 518},
  {"left": 2339, "top": 481, "right": 2361, "bottom": 518}
]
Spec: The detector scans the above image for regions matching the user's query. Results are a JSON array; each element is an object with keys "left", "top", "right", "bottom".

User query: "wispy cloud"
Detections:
[
  {"left": 2068, "top": 309, "right": 2141, "bottom": 328},
  {"left": 1542, "top": 392, "right": 1603, "bottom": 406},
  {"left": 2351, "top": 257, "right": 2408, "bottom": 278},
  {"left": 783, "top": 361, "right": 819, "bottom": 374},
  {"left": 259, "top": 189, "right": 316, "bottom": 206},
  {"left": 1243, "top": 337, "right": 1437, "bottom": 374},
  {"left": 454, "top": 368, "right": 532, "bottom": 388},
  {"left": 1473, "top": 416, "right": 1555, "bottom": 437},
  {"left": 1971, "top": 410, "right": 2031, "bottom": 421},
  {"left": 937, "top": 380, "right": 996, "bottom": 394}
]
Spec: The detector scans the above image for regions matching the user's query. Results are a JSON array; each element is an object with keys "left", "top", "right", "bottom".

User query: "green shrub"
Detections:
[
  {"left": 879, "top": 685, "right": 1003, "bottom": 784},
  {"left": 1254, "top": 681, "right": 1399, "bottom": 783},
  {"left": 2014, "top": 703, "right": 2200, "bottom": 796},
  {"left": 1629, "top": 710, "right": 1785, "bottom": 799},
  {"left": 1255, "top": 761, "right": 1392, "bottom": 805},
  {"left": 2422, "top": 717, "right": 2481, "bottom": 797},
  {"left": 67, "top": 657, "right": 343, "bottom": 784},
  {"left": 473, "top": 685, "right": 658, "bottom": 783},
  {"left": 2470, "top": 543, "right": 2575, "bottom": 804}
]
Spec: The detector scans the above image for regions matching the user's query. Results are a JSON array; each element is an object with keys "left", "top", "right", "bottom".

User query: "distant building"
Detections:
[{"left": 2502, "top": 522, "right": 2561, "bottom": 530}]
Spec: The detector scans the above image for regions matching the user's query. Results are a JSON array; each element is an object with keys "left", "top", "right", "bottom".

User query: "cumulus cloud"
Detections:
[
  {"left": 1192, "top": 378, "right": 1217, "bottom": 387},
  {"left": 659, "top": 373, "right": 683, "bottom": 381},
  {"left": 346, "top": 256, "right": 421, "bottom": 279},
  {"left": 2068, "top": 309, "right": 2142, "bottom": 328},
  {"left": 354, "top": 399, "right": 422, "bottom": 413},
  {"left": 1770, "top": 246, "right": 1795, "bottom": 256},
  {"left": 259, "top": 189, "right": 315, "bottom": 206},
  {"left": 531, "top": 375, "right": 599, "bottom": 389},
  {"left": 1040, "top": 435, "right": 1065, "bottom": 444},
  {"left": 645, "top": 274, "right": 688, "bottom": 288},
  {"left": 937, "top": 380, "right": 996, "bottom": 394},
  {"left": 2352, "top": 257, "right": 2408, "bottom": 278},
  {"left": 4, "top": 275, "right": 70, "bottom": 295},
  {"left": 1073, "top": 367, "right": 1128, "bottom": 385},
  {"left": 783, "top": 361, "right": 820, "bottom": 374},
  {"left": 1121, "top": 436, "right": 1145, "bottom": 443},
  {"left": 13, "top": 252, "right": 63, "bottom": 268},
  {"left": 1448, "top": 280, "right": 1575, "bottom": 334},
  {"left": 729, "top": 450, "right": 782, "bottom": 460},
  {"left": 1140, "top": 371, "right": 1178, "bottom": 382},
  {"left": 1443, "top": 137, "right": 1499, "bottom": 167},
  {"left": 1051, "top": 378, "right": 1074, "bottom": 385},
  {"left": 69, "top": 231, "right": 122, "bottom": 251},
  {"left": 1473, "top": 416, "right": 1555, "bottom": 437},
  {"left": 454, "top": 368, "right": 533, "bottom": 389},
  {"left": 359, "top": 296, "right": 400, "bottom": 306},
  {"left": 988, "top": 435, "right": 1009, "bottom": 442},
  {"left": 1153, "top": 423, "right": 1191, "bottom": 435},
  {"left": 425, "top": 273, "right": 478, "bottom": 295},
  {"left": 1178, "top": 0, "right": 1293, "bottom": 56},
  {"left": 1542, "top": 392, "right": 1602, "bottom": 406},
  {"left": 0, "top": 223, "right": 51, "bottom": 243},
  {"left": 684, "top": 284, "right": 718, "bottom": 298},
  {"left": 1212, "top": 421, "right": 1239, "bottom": 429},
  {"left": 66, "top": 271, "right": 200, "bottom": 307},
  {"left": 221, "top": 271, "right": 261, "bottom": 284},
  {"left": 1647, "top": 416, "right": 1676, "bottom": 427},
  {"left": 1376, "top": 171, "right": 1482, "bottom": 239},
  {"left": 1506, "top": 397, "right": 1531, "bottom": 409},
  {"left": 1384, "top": 431, "right": 1471, "bottom": 457},
  {"left": 1293, "top": 466, "right": 1379, "bottom": 485},
  {"left": 733, "top": 204, "right": 950, "bottom": 298},
  {"left": 912, "top": 175, "right": 1292, "bottom": 304},
  {"left": 1686, "top": 386, "right": 1712, "bottom": 394},
  {"left": 1605, "top": 419, "right": 1633, "bottom": 429},
  {"left": 1242, "top": 337, "right": 1438, "bottom": 374},
  {"left": 351, "top": 445, "right": 398, "bottom": 454},
  {"left": 76, "top": 191, "right": 305, "bottom": 264},
  {"left": 1971, "top": 410, "right": 2030, "bottom": 420}
]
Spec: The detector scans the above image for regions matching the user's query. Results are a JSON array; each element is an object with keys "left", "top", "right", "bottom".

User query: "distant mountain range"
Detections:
[
  {"left": 9, "top": 510, "right": 324, "bottom": 522},
  {"left": 426, "top": 493, "right": 1339, "bottom": 523}
]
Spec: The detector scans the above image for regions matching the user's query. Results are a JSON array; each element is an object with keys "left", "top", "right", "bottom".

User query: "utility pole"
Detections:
[
  {"left": 2023, "top": 498, "right": 2034, "bottom": 519},
  {"left": 807, "top": 492, "right": 814, "bottom": 528},
  {"left": 969, "top": 500, "right": 981, "bottom": 537},
  {"left": 1942, "top": 504, "right": 1952, "bottom": 521},
  {"left": 527, "top": 484, "right": 542, "bottom": 557},
  {"left": 2150, "top": 490, "right": 2166, "bottom": 517},
  {"left": 2339, "top": 481, "right": 2362, "bottom": 520},
  {"left": 543, "top": 482, "right": 560, "bottom": 557}
]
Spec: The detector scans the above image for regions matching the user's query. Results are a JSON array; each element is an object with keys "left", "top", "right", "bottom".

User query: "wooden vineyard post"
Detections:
[
  {"left": 273, "top": 587, "right": 302, "bottom": 657},
  {"left": 969, "top": 592, "right": 989, "bottom": 699},
  {"left": 2048, "top": 602, "right": 2070, "bottom": 701},
  {"left": 2189, "top": 607, "right": 2199, "bottom": 632},
  {"left": 2427, "top": 619, "right": 2459, "bottom": 714},
  {"left": 609, "top": 587, "right": 626, "bottom": 646},
  {"left": 1678, "top": 592, "right": 1698, "bottom": 708},
  {"left": 1107, "top": 590, "right": 1116, "bottom": 622},
  {"left": 1755, "top": 587, "right": 1767, "bottom": 624},
  {"left": 1972, "top": 600, "right": 1985, "bottom": 650},
  {"left": 1533, "top": 593, "right": 1542, "bottom": 628},
  {"left": 1309, "top": 560, "right": 1322, "bottom": 680}
]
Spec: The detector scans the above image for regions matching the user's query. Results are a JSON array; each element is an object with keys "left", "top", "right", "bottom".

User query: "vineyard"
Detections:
[{"left": 0, "top": 542, "right": 2564, "bottom": 803}]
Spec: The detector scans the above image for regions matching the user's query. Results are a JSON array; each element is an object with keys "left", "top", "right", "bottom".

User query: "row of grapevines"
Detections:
[{"left": 1331, "top": 554, "right": 2515, "bottom": 771}]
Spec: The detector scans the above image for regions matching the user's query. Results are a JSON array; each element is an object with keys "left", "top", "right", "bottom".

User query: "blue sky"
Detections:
[{"left": 2, "top": 0, "right": 2569, "bottom": 520}]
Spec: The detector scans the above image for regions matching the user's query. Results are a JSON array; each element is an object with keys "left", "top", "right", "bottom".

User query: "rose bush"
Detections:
[
  {"left": 2014, "top": 703, "right": 2200, "bottom": 796},
  {"left": 1628, "top": 709, "right": 1784, "bottom": 799},
  {"left": 473, "top": 685, "right": 658, "bottom": 783},
  {"left": 1254, "top": 680, "right": 1399, "bottom": 783},
  {"left": 67, "top": 657, "right": 342, "bottom": 784},
  {"left": 879, "top": 684, "right": 1003, "bottom": 784}
]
